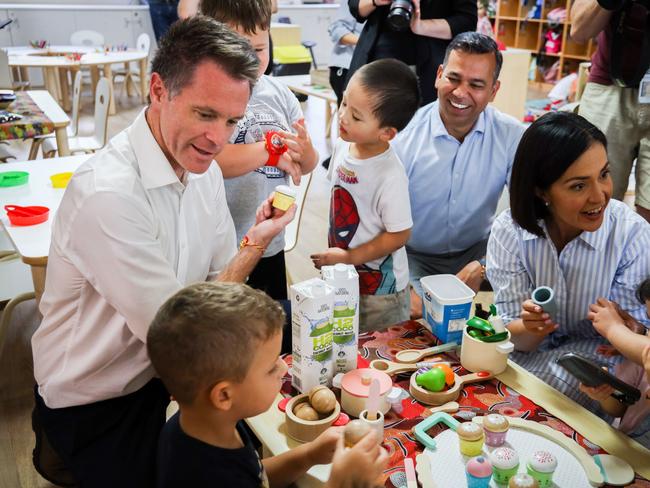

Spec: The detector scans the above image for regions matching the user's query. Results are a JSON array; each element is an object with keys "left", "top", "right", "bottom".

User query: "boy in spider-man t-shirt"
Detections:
[{"left": 311, "top": 59, "right": 420, "bottom": 332}]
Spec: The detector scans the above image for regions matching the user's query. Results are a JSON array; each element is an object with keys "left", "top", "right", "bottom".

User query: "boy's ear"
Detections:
[
  {"left": 379, "top": 126, "right": 398, "bottom": 142},
  {"left": 208, "top": 381, "right": 235, "bottom": 411}
]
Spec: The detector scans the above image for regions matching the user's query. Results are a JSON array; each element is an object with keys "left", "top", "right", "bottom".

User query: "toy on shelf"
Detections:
[
  {"left": 483, "top": 413, "right": 510, "bottom": 446},
  {"left": 284, "top": 386, "right": 341, "bottom": 442},
  {"left": 489, "top": 447, "right": 520, "bottom": 485},
  {"left": 457, "top": 422, "right": 485, "bottom": 456},
  {"left": 526, "top": 451, "right": 557, "bottom": 488},
  {"left": 394, "top": 341, "right": 458, "bottom": 363},
  {"left": 409, "top": 370, "right": 493, "bottom": 406},
  {"left": 466, "top": 456, "right": 493, "bottom": 488}
]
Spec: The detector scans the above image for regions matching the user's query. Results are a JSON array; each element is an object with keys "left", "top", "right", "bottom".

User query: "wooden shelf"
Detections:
[{"left": 494, "top": 0, "right": 597, "bottom": 82}]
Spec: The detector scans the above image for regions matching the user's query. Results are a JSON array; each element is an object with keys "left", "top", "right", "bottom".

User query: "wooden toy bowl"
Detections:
[
  {"left": 285, "top": 393, "right": 341, "bottom": 443},
  {"left": 409, "top": 370, "right": 493, "bottom": 406}
]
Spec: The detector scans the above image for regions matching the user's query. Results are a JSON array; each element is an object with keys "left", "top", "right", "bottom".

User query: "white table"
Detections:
[
  {"left": 7, "top": 46, "right": 149, "bottom": 114},
  {"left": 24, "top": 90, "right": 72, "bottom": 157},
  {"left": 0, "top": 154, "right": 90, "bottom": 301}
]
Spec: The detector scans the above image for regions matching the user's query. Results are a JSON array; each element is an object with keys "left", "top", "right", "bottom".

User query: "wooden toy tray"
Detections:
[{"left": 416, "top": 422, "right": 595, "bottom": 487}]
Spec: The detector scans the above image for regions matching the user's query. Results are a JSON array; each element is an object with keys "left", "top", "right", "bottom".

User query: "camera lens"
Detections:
[{"left": 386, "top": 0, "right": 413, "bottom": 31}]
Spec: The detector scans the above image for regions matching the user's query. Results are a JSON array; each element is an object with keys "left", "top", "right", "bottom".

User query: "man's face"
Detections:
[
  {"left": 435, "top": 50, "right": 500, "bottom": 138},
  {"left": 150, "top": 61, "right": 250, "bottom": 176}
]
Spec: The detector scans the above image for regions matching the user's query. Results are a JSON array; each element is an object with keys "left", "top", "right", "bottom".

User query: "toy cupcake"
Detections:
[
  {"left": 489, "top": 447, "right": 519, "bottom": 485},
  {"left": 526, "top": 450, "right": 557, "bottom": 488},
  {"left": 483, "top": 413, "right": 510, "bottom": 446},
  {"left": 466, "top": 456, "right": 493, "bottom": 487},
  {"left": 509, "top": 473, "right": 539, "bottom": 488},
  {"left": 457, "top": 422, "right": 485, "bottom": 457}
]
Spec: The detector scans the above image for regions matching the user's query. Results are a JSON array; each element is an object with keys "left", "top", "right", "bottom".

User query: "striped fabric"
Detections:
[{"left": 486, "top": 200, "right": 650, "bottom": 407}]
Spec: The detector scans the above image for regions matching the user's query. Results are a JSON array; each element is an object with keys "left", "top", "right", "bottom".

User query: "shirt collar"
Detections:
[
  {"left": 522, "top": 206, "right": 612, "bottom": 251},
  {"left": 127, "top": 109, "right": 183, "bottom": 190},
  {"left": 431, "top": 101, "right": 486, "bottom": 140}
]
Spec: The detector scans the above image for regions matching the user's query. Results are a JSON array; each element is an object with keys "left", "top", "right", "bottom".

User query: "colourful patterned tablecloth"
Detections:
[
  {"left": 281, "top": 321, "right": 649, "bottom": 487},
  {"left": 0, "top": 92, "right": 55, "bottom": 141}
]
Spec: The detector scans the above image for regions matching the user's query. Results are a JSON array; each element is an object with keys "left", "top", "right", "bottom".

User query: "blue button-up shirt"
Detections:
[{"left": 393, "top": 101, "right": 525, "bottom": 254}]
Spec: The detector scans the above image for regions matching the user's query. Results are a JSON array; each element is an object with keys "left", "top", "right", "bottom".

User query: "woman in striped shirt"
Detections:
[{"left": 486, "top": 112, "right": 650, "bottom": 408}]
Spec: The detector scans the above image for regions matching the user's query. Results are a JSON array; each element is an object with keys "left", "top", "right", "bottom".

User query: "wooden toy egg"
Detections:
[
  {"left": 294, "top": 402, "right": 319, "bottom": 421},
  {"left": 344, "top": 419, "right": 372, "bottom": 447},
  {"left": 309, "top": 385, "right": 336, "bottom": 415}
]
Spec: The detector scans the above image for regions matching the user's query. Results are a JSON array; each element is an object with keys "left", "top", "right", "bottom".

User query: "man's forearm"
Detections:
[
  {"left": 570, "top": 0, "right": 612, "bottom": 41},
  {"left": 413, "top": 18, "right": 452, "bottom": 40},
  {"left": 215, "top": 247, "right": 264, "bottom": 283}
]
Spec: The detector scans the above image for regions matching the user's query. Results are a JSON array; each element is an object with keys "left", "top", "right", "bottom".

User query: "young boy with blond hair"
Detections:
[
  {"left": 200, "top": 0, "right": 318, "bottom": 302},
  {"left": 311, "top": 59, "right": 420, "bottom": 332},
  {"left": 148, "top": 282, "right": 387, "bottom": 487}
]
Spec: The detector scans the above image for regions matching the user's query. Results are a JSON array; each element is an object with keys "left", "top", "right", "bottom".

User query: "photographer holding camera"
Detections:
[
  {"left": 346, "top": 0, "right": 476, "bottom": 104},
  {"left": 571, "top": 0, "right": 650, "bottom": 224}
]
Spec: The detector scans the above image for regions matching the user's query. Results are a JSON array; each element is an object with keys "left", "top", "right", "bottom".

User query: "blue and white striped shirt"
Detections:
[{"left": 487, "top": 200, "right": 650, "bottom": 348}]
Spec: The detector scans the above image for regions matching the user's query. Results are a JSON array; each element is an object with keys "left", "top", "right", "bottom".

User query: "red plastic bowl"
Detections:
[{"left": 6, "top": 205, "right": 49, "bottom": 226}]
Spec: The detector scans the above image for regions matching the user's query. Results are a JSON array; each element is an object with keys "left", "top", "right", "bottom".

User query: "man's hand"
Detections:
[
  {"left": 456, "top": 260, "right": 484, "bottom": 292},
  {"left": 520, "top": 299, "right": 559, "bottom": 336},
  {"left": 305, "top": 427, "right": 342, "bottom": 466},
  {"left": 279, "top": 119, "right": 318, "bottom": 171},
  {"left": 579, "top": 382, "right": 614, "bottom": 402},
  {"left": 249, "top": 192, "right": 297, "bottom": 247},
  {"left": 587, "top": 297, "right": 627, "bottom": 339},
  {"left": 326, "top": 433, "right": 388, "bottom": 488},
  {"left": 277, "top": 152, "right": 302, "bottom": 185},
  {"left": 310, "top": 248, "right": 351, "bottom": 269}
]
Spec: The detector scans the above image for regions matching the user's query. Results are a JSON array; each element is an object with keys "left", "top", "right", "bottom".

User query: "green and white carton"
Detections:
[
  {"left": 321, "top": 263, "right": 359, "bottom": 374},
  {"left": 290, "top": 278, "right": 335, "bottom": 393}
]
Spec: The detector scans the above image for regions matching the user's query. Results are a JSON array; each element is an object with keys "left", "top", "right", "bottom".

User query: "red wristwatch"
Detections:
[{"left": 264, "top": 131, "right": 288, "bottom": 167}]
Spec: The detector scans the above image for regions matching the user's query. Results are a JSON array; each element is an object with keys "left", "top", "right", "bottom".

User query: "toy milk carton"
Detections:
[
  {"left": 421, "top": 274, "right": 475, "bottom": 343},
  {"left": 321, "top": 264, "right": 359, "bottom": 373},
  {"left": 290, "top": 278, "right": 335, "bottom": 393}
]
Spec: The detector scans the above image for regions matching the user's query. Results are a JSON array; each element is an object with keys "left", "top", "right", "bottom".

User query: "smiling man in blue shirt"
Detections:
[{"left": 393, "top": 32, "right": 525, "bottom": 316}]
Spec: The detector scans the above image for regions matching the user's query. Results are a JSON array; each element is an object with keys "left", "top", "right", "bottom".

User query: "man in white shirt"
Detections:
[{"left": 31, "top": 17, "right": 294, "bottom": 488}]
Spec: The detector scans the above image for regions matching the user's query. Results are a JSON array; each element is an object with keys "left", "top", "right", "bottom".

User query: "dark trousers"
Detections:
[
  {"left": 329, "top": 66, "right": 348, "bottom": 106},
  {"left": 247, "top": 250, "right": 288, "bottom": 300},
  {"left": 33, "top": 379, "right": 170, "bottom": 488},
  {"left": 148, "top": 2, "right": 179, "bottom": 42}
]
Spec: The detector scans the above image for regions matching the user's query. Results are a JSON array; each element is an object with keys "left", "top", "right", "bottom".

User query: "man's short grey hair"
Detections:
[
  {"left": 150, "top": 15, "right": 259, "bottom": 97},
  {"left": 442, "top": 32, "right": 503, "bottom": 83}
]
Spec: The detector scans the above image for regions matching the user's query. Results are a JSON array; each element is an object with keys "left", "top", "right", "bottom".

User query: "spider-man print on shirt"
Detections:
[{"left": 329, "top": 185, "right": 397, "bottom": 295}]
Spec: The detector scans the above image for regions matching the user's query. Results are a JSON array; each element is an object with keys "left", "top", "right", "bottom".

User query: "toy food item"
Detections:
[
  {"left": 526, "top": 450, "right": 557, "bottom": 488},
  {"left": 272, "top": 184, "right": 297, "bottom": 211},
  {"left": 432, "top": 363, "right": 455, "bottom": 386},
  {"left": 416, "top": 368, "right": 446, "bottom": 392},
  {"left": 344, "top": 419, "right": 372, "bottom": 447},
  {"left": 465, "top": 456, "right": 493, "bottom": 488},
  {"left": 309, "top": 385, "right": 337, "bottom": 415},
  {"left": 483, "top": 413, "right": 510, "bottom": 446},
  {"left": 293, "top": 402, "right": 319, "bottom": 421},
  {"left": 489, "top": 447, "right": 519, "bottom": 485},
  {"left": 509, "top": 473, "right": 539, "bottom": 488},
  {"left": 457, "top": 422, "right": 485, "bottom": 456}
]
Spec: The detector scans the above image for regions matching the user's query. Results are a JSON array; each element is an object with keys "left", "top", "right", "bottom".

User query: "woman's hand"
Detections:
[{"left": 520, "top": 299, "right": 559, "bottom": 336}]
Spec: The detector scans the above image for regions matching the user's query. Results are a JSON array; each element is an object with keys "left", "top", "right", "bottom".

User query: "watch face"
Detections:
[{"left": 270, "top": 133, "right": 284, "bottom": 150}]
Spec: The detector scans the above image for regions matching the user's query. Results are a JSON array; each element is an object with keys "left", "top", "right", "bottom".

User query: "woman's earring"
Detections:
[{"left": 544, "top": 201, "right": 550, "bottom": 207}]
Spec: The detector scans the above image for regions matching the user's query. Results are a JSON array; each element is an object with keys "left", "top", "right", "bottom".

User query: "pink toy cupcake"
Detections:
[
  {"left": 483, "top": 413, "right": 510, "bottom": 446},
  {"left": 466, "top": 456, "right": 493, "bottom": 488}
]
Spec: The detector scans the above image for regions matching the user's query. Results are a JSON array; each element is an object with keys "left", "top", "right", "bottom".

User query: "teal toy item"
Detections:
[
  {"left": 413, "top": 412, "right": 460, "bottom": 449},
  {"left": 416, "top": 368, "right": 446, "bottom": 392}
]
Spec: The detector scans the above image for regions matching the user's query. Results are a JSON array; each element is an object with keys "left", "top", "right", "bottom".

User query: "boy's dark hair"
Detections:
[
  {"left": 150, "top": 15, "right": 259, "bottom": 97},
  {"left": 147, "top": 282, "right": 285, "bottom": 405},
  {"left": 199, "top": 0, "right": 272, "bottom": 34},
  {"left": 637, "top": 278, "right": 650, "bottom": 304},
  {"left": 509, "top": 112, "right": 607, "bottom": 237},
  {"left": 443, "top": 32, "right": 503, "bottom": 82},
  {"left": 354, "top": 59, "right": 420, "bottom": 132}
]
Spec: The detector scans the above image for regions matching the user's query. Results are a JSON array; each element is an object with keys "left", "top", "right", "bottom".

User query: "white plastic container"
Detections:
[
  {"left": 290, "top": 278, "right": 335, "bottom": 393},
  {"left": 420, "top": 274, "right": 475, "bottom": 343},
  {"left": 321, "top": 263, "right": 359, "bottom": 374}
]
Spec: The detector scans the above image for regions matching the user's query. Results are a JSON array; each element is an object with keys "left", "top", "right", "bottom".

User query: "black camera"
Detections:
[{"left": 386, "top": 0, "right": 414, "bottom": 31}]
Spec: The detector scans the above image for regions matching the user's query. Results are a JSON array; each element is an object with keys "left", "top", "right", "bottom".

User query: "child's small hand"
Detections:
[
  {"left": 310, "top": 248, "right": 350, "bottom": 269},
  {"left": 306, "top": 427, "right": 342, "bottom": 466},
  {"left": 278, "top": 119, "right": 317, "bottom": 169},
  {"left": 587, "top": 297, "right": 626, "bottom": 339},
  {"left": 579, "top": 382, "right": 615, "bottom": 402},
  {"left": 327, "top": 433, "right": 388, "bottom": 488},
  {"left": 276, "top": 152, "right": 302, "bottom": 185}
]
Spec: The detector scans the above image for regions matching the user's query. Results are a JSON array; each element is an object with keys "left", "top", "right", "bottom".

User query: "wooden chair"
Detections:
[
  {"left": 112, "top": 33, "right": 150, "bottom": 101},
  {"left": 29, "top": 70, "right": 82, "bottom": 160},
  {"left": 42, "top": 77, "right": 111, "bottom": 157}
]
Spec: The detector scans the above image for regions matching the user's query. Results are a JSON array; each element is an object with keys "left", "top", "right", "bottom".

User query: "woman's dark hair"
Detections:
[
  {"left": 509, "top": 112, "right": 608, "bottom": 236},
  {"left": 637, "top": 278, "right": 650, "bottom": 304}
]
